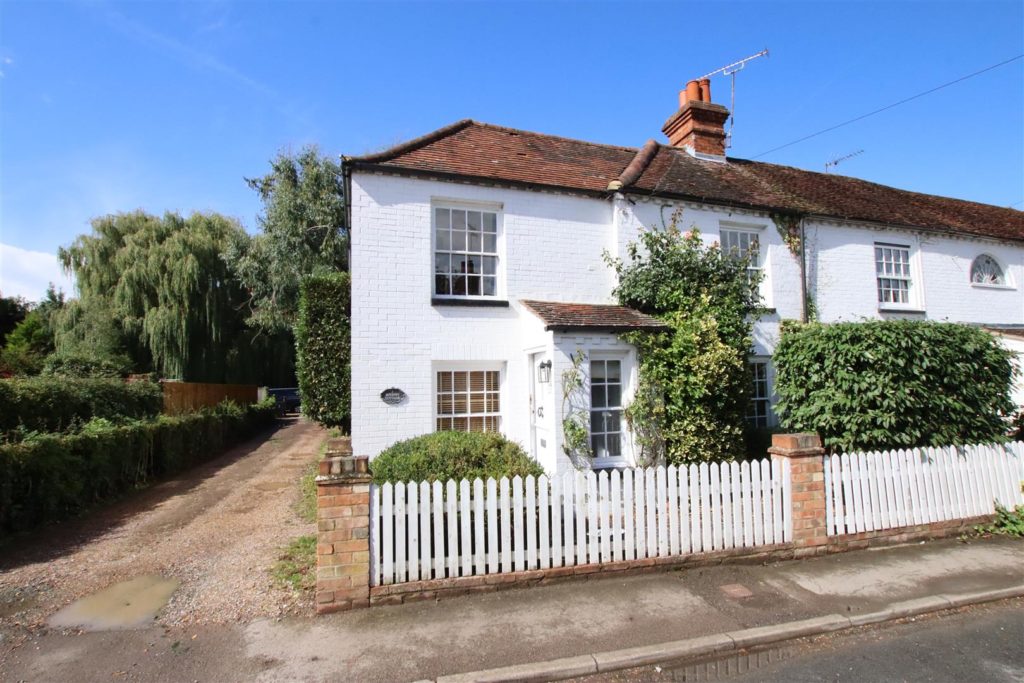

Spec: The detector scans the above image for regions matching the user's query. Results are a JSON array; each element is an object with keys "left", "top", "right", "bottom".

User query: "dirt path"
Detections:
[{"left": 0, "top": 417, "right": 327, "bottom": 645}]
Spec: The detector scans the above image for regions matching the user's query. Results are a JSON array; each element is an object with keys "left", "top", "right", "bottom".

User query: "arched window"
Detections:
[{"left": 970, "top": 254, "right": 1005, "bottom": 285}]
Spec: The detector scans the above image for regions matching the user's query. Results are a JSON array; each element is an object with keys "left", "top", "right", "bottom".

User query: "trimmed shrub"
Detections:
[
  {"left": 295, "top": 273, "right": 350, "bottom": 429},
  {"left": 42, "top": 350, "right": 134, "bottom": 378},
  {"left": 0, "top": 377, "right": 163, "bottom": 439},
  {"left": 0, "top": 399, "right": 276, "bottom": 535},
  {"left": 773, "top": 321, "right": 1016, "bottom": 452},
  {"left": 371, "top": 431, "right": 543, "bottom": 484}
]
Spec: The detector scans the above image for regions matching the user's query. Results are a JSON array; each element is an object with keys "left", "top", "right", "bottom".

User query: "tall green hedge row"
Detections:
[
  {"left": 0, "top": 377, "right": 163, "bottom": 438},
  {"left": 773, "top": 321, "right": 1016, "bottom": 452},
  {"left": 295, "top": 273, "right": 350, "bottom": 429},
  {"left": 0, "top": 400, "right": 276, "bottom": 535}
]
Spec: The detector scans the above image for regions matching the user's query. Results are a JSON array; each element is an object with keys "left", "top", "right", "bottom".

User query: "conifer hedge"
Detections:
[
  {"left": 295, "top": 273, "right": 350, "bottom": 429},
  {"left": 773, "top": 320, "right": 1016, "bottom": 452},
  {"left": 0, "top": 377, "right": 163, "bottom": 438},
  {"left": 0, "top": 400, "right": 276, "bottom": 535}
]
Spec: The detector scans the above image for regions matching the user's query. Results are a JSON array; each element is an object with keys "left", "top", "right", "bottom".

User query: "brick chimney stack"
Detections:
[{"left": 662, "top": 78, "right": 730, "bottom": 158}]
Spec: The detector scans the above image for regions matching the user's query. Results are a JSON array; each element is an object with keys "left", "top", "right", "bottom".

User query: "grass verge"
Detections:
[{"left": 271, "top": 534, "right": 317, "bottom": 592}]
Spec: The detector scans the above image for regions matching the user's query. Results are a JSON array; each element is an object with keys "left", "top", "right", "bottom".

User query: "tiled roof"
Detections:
[
  {"left": 521, "top": 300, "right": 667, "bottom": 332},
  {"left": 348, "top": 120, "right": 1024, "bottom": 243}
]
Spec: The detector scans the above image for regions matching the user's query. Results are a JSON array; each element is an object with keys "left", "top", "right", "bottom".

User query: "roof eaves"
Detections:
[
  {"left": 345, "top": 119, "right": 475, "bottom": 164},
  {"left": 346, "top": 163, "right": 613, "bottom": 199}
]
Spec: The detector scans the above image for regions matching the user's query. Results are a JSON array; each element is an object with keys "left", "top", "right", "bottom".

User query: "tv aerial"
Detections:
[
  {"left": 699, "top": 48, "right": 770, "bottom": 148},
  {"left": 825, "top": 149, "right": 865, "bottom": 174}
]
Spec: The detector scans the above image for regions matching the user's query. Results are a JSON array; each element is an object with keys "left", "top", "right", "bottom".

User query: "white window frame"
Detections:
[
  {"left": 432, "top": 362, "right": 505, "bottom": 435},
  {"left": 431, "top": 201, "right": 503, "bottom": 301},
  {"left": 746, "top": 359, "right": 773, "bottom": 428},
  {"left": 588, "top": 356, "right": 626, "bottom": 463},
  {"left": 720, "top": 221, "right": 770, "bottom": 306},
  {"left": 874, "top": 241, "right": 921, "bottom": 311},
  {"left": 970, "top": 253, "right": 1013, "bottom": 289}
]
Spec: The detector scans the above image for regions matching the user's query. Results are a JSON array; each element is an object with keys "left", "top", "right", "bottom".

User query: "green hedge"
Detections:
[
  {"left": 773, "top": 321, "right": 1016, "bottom": 452},
  {"left": 0, "top": 400, "right": 276, "bottom": 535},
  {"left": 0, "top": 377, "right": 163, "bottom": 439},
  {"left": 371, "top": 431, "right": 544, "bottom": 484},
  {"left": 295, "top": 273, "right": 350, "bottom": 429}
]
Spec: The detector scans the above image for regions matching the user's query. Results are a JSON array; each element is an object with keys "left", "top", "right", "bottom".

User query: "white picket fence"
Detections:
[
  {"left": 370, "top": 460, "right": 790, "bottom": 587},
  {"left": 825, "top": 442, "right": 1024, "bottom": 536}
]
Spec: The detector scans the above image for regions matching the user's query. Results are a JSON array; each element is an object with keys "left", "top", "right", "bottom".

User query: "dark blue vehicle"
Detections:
[{"left": 267, "top": 387, "right": 301, "bottom": 414}]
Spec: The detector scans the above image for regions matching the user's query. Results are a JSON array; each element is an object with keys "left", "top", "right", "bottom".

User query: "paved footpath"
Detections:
[{"left": 2, "top": 528, "right": 1021, "bottom": 682}]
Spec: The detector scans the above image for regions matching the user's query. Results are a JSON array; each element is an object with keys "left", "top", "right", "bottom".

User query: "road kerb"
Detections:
[
  {"left": 428, "top": 585, "right": 1024, "bottom": 683},
  {"left": 591, "top": 634, "right": 734, "bottom": 672},
  {"left": 435, "top": 655, "right": 597, "bottom": 683}
]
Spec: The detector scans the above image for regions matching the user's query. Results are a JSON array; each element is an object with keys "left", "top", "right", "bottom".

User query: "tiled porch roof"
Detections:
[{"left": 521, "top": 300, "right": 667, "bottom": 333}]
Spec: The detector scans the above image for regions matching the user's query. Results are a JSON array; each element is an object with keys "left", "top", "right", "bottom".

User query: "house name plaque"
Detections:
[{"left": 380, "top": 388, "right": 406, "bottom": 406}]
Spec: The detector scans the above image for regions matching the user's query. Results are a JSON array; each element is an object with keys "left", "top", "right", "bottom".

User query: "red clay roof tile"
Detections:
[
  {"left": 349, "top": 120, "right": 1024, "bottom": 243},
  {"left": 521, "top": 300, "right": 667, "bottom": 332}
]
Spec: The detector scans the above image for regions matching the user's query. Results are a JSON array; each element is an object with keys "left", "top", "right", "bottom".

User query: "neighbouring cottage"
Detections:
[{"left": 342, "top": 78, "right": 1024, "bottom": 475}]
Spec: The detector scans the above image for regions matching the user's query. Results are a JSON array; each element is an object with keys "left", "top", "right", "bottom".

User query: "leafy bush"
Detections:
[
  {"left": 295, "top": 273, "right": 350, "bottom": 429},
  {"left": 42, "top": 350, "right": 134, "bottom": 378},
  {"left": 371, "top": 431, "right": 543, "bottom": 484},
  {"left": 608, "top": 216, "right": 763, "bottom": 465},
  {"left": 0, "top": 399, "right": 276, "bottom": 535},
  {"left": 975, "top": 504, "right": 1024, "bottom": 537},
  {"left": 0, "top": 377, "right": 163, "bottom": 439},
  {"left": 773, "top": 321, "right": 1016, "bottom": 452}
]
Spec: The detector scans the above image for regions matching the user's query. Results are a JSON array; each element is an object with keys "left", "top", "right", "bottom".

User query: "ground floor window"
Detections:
[
  {"left": 590, "top": 359, "right": 623, "bottom": 458},
  {"left": 436, "top": 369, "right": 501, "bottom": 432},
  {"left": 747, "top": 361, "right": 771, "bottom": 428}
]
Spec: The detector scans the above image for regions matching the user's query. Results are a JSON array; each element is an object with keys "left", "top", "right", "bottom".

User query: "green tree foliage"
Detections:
[
  {"left": 371, "top": 431, "right": 544, "bottom": 484},
  {"left": 57, "top": 211, "right": 293, "bottom": 384},
  {"left": 295, "top": 273, "right": 350, "bottom": 428},
  {"left": 773, "top": 320, "right": 1016, "bottom": 452},
  {"left": 0, "top": 287, "right": 65, "bottom": 375},
  {"left": 0, "top": 295, "right": 30, "bottom": 347},
  {"left": 226, "top": 146, "right": 347, "bottom": 333},
  {"left": 608, "top": 215, "right": 763, "bottom": 465}
]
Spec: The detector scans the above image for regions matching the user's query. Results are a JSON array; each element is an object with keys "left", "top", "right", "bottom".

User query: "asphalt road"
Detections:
[{"left": 577, "top": 598, "right": 1024, "bottom": 683}]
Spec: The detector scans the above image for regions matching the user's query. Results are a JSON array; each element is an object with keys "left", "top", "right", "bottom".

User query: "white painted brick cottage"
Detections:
[{"left": 343, "top": 81, "right": 1024, "bottom": 475}]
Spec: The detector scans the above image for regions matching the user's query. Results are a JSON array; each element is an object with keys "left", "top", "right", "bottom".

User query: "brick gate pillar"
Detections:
[
  {"left": 768, "top": 433, "right": 828, "bottom": 556},
  {"left": 316, "top": 437, "right": 372, "bottom": 614}
]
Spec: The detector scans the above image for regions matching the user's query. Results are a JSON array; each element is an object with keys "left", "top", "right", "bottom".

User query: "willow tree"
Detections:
[
  {"left": 58, "top": 210, "right": 291, "bottom": 383},
  {"left": 225, "top": 145, "right": 347, "bottom": 333}
]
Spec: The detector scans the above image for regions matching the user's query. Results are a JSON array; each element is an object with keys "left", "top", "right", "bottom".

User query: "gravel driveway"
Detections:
[{"left": 0, "top": 417, "right": 327, "bottom": 647}]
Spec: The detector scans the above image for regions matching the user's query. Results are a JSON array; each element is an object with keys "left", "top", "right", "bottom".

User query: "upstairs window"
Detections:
[
  {"left": 434, "top": 207, "right": 499, "bottom": 298},
  {"left": 875, "top": 243, "right": 912, "bottom": 305},
  {"left": 720, "top": 229, "right": 761, "bottom": 284},
  {"left": 970, "top": 254, "right": 1005, "bottom": 286}
]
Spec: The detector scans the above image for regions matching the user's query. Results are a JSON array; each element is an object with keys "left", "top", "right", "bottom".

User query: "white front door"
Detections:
[{"left": 529, "top": 352, "right": 554, "bottom": 465}]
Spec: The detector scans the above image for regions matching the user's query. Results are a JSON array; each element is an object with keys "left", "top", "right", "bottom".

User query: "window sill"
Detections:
[
  {"left": 878, "top": 306, "right": 926, "bottom": 314},
  {"left": 432, "top": 297, "right": 510, "bottom": 308},
  {"left": 970, "top": 283, "right": 1016, "bottom": 291}
]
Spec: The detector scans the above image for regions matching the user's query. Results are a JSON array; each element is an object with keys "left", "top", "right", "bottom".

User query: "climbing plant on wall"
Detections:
[{"left": 607, "top": 210, "right": 764, "bottom": 465}]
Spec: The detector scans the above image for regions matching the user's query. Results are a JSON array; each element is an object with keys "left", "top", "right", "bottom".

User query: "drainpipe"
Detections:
[
  {"left": 340, "top": 155, "right": 353, "bottom": 270},
  {"left": 800, "top": 218, "right": 808, "bottom": 323}
]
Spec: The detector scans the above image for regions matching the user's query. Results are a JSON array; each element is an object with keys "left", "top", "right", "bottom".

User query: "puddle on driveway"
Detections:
[{"left": 49, "top": 575, "right": 179, "bottom": 631}]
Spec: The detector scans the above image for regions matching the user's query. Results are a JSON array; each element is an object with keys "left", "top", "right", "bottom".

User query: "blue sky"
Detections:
[{"left": 1, "top": 0, "right": 1022, "bottom": 301}]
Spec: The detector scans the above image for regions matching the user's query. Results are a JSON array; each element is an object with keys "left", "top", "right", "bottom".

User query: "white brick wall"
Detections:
[{"left": 351, "top": 170, "right": 1024, "bottom": 468}]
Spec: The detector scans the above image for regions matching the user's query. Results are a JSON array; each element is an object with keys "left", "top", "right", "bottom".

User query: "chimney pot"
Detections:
[
  {"left": 684, "top": 80, "right": 702, "bottom": 106},
  {"left": 699, "top": 78, "right": 712, "bottom": 103}
]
